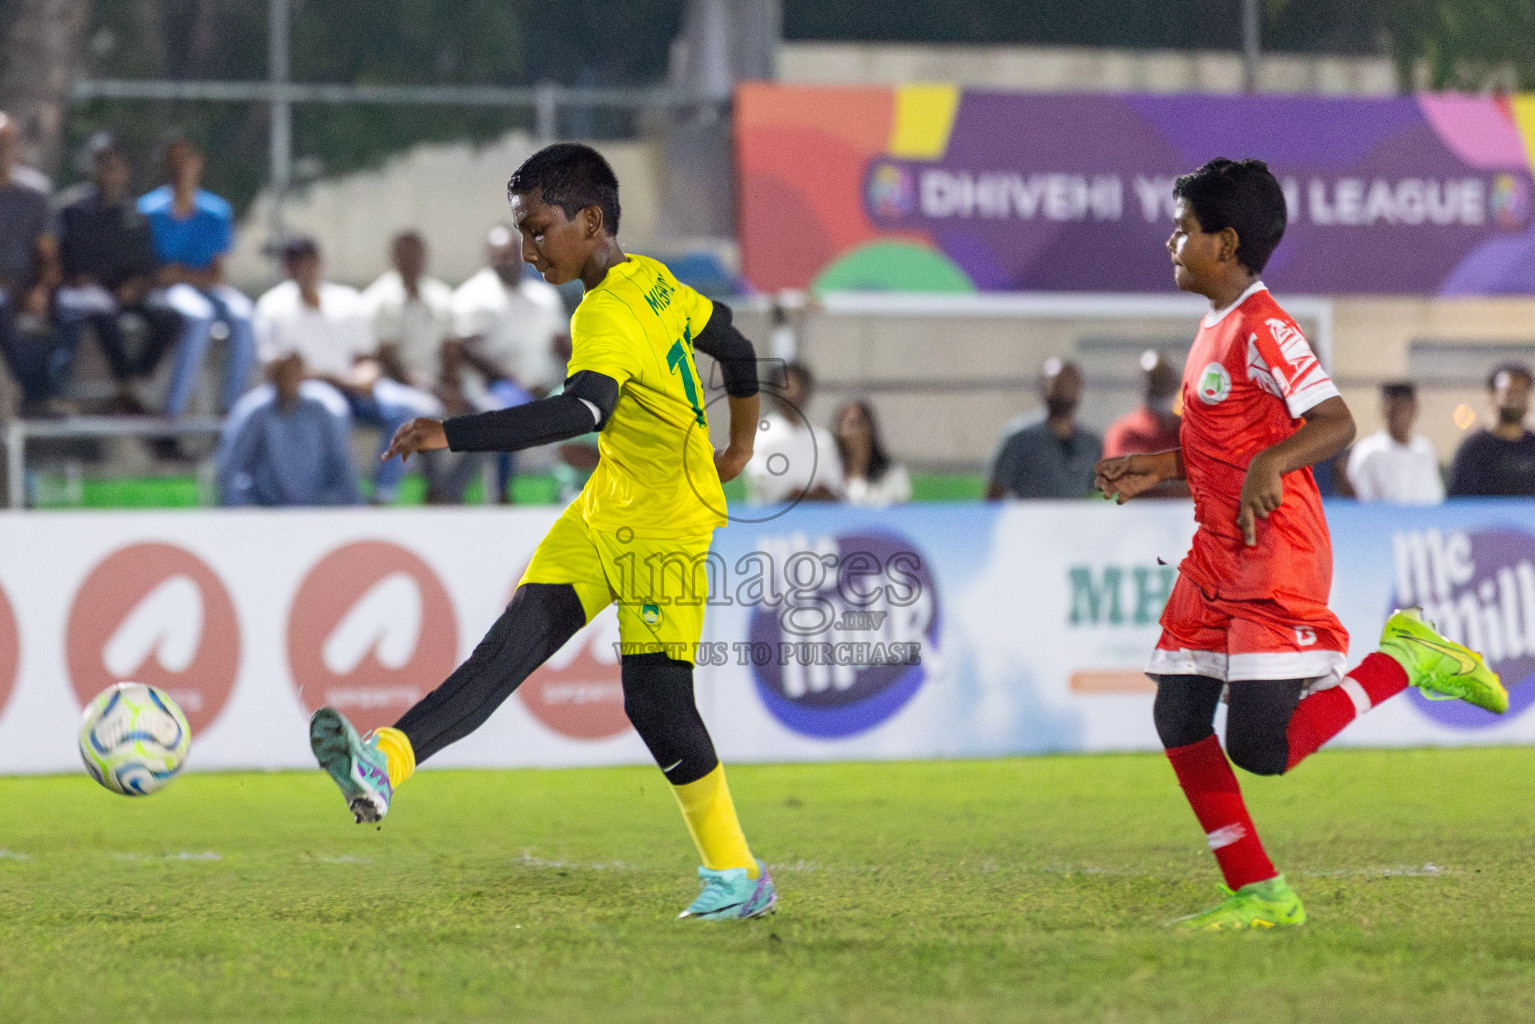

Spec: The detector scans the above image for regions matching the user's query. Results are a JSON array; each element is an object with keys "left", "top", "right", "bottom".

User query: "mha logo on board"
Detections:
[
  {"left": 747, "top": 531, "right": 939, "bottom": 739},
  {"left": 1392, "top": 528, "right": 1535, "bottom": 727}
]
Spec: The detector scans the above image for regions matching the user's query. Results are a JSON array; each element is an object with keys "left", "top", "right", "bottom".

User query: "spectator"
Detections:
[
  {"left": 360, "top": 231, "right": 477, "bottom": 502},
  {"left": 139, "top": 138, "right": 256, "bottom": 416},
  {"left": 987, "top": 358, "right": 1103, "bottom": 500},
  {"left": 252, "top": 237, "right": 440, "bottom": 503},
  {"left": 1448, "top": 363, "right": 1535, "bottom": 497},
  {"left": 360, "top": 231, "right": 455, "bottom": 395},
  {"left": 1105, "top": 350, "right": 1182, "bottom": 456},
  {"left": 449, "top": 224, "right": 568, "bottom": 501},
  {"left": 53, "top": 131, "right": 181, "bottom": 414},
  {"left": 215, "top": 351, "right": 360, "bottom": 507},
  {"left": 1346, "top": 382, "right": 1443, "bottom": 505},
  {"left": 744, "top": 361, "right": 843, "bottom": 504},
  {"left": 834, "top": 400, "right": 910, "bottom": 507},
  {"left": 1103, "top": 350, "right": 1189, "bottom": 498},
  {"left": 769, "top": 297, "right": 800, "bottom": 361},
  {"left": 0, "top": 111, "right": 64, "bottom": 416},
  {"left": 450, "top": 224, "right": 567, "bottom": 408}
]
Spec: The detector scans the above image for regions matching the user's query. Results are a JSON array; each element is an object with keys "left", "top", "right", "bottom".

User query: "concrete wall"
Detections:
[
  {"left": 776, "top": 41, "right": 1403, "bottom": 96},
  {"left": 226, "top": 132, "right": 665, "bottom": 295},
  {"left": 746, "top": 297, "right": 1535, "bottom": 475}
]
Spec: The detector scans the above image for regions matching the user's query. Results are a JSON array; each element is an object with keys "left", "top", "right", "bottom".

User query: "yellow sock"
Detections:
[
  {"left": 671, "top": 764, "right": 758, "bottom": 879},
  {"left": 371, "top": 727, "right": 416, "bottom": 788}
]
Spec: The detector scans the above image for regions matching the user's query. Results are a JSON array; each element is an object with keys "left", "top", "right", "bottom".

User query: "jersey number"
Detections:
[{"left": 667, "top": 337, "right": 706, "bottom": 427}]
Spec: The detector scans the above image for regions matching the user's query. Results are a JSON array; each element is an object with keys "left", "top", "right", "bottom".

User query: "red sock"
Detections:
[
  {"left": 1165, "top": 735, "right": 1276, "bottom": 890},
  {"left": 1285, "top": 652, "right": 1409, "bottom": 771}
]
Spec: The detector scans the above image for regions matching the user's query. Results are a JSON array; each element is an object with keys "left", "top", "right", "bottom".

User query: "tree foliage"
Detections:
[
  {"left": 57, "top": 0, "right": 1535, "bottom": 215},
  {"left": 1372, "top": 0, "right": 1535, "bottom": 89},
  {"left": 70, "top": 0, "right": 686, "bottom": 212},
  {"left": 786, "top": 0, "right": 1535, "bottom": 88}
]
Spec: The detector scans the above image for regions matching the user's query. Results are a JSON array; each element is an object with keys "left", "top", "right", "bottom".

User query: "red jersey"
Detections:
[{"left": 1178, "top": 283, "right": 1340, "bottom": 604}]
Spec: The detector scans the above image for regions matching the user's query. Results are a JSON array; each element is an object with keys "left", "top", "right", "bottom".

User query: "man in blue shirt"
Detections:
[
  {"left": 138, "top": 139, "right": 256, "bottom": 416},
  {"left": 215, "top": 351, "right": 361, "bottom": 507}
]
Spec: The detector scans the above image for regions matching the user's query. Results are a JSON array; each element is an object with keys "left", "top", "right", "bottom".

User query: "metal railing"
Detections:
[{"left": 2, "top": 417, "right": 226, "bottom": 509}]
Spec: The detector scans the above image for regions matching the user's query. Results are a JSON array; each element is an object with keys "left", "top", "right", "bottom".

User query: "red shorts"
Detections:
[{"left": 1148, "top": 573, "right": 1348, "bottom": 683}]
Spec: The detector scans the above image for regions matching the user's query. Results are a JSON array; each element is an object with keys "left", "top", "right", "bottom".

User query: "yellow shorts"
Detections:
[{"left": 519, "top": 501, "right": 714, "bottom": 662}]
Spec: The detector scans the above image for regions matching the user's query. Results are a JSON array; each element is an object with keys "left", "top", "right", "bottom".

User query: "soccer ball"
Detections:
[{"left": 78, "top": 682, "right": 192, "bottom": 796}]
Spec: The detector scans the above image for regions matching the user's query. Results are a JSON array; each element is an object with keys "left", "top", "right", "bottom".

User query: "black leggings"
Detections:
[
  {"left": 1151, "top": 674, "right": 1306, "bottom": 776},
  {"left": 395, "top": 583, "right": 718, "bottom": 783}
]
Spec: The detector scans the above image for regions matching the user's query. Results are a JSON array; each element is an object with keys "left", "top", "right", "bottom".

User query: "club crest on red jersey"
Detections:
[{"left": 1197, "top": 362, "right": 1232, "bottom": 404}]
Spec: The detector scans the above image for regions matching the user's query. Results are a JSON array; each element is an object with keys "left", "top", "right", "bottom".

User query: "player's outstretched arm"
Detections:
[
  {"left": 384, "top": 370, "right": 620, "bottom": 462},
  {"left": 692, "top": 300, "right": 761, "bottom": 484},
  {"left": 1237, "top": 394, "right": 1355, "bottom": 545},
  {"left": 383, "top": 418, "right": 448, "bottom": 463},
  {"left": 1096, "top": 448, "right": 1184, "bottom": 504}
]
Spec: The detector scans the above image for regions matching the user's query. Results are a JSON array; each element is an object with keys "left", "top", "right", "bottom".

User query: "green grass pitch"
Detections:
[{"left": 2, "top": 748, "right": 1533, "bottom": 1023}]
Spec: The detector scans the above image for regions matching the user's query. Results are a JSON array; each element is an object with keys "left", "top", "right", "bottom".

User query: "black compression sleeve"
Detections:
[
  {"left": 692, "top": 301, "right": 759, "bottom": 398},
  {"left": 562, "top": 369, "right": 619, "bottom": 428},
  {"left": 442, "top": 370, "right": 618, "bottom": 452}
]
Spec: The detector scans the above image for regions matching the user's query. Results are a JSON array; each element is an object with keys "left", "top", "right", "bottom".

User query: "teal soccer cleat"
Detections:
[
  {"left": 309, "top": 707, "right": 392, "bottom": 824},
  {"left": 678, "top": 860, "right": 778, "bottom": 920}
]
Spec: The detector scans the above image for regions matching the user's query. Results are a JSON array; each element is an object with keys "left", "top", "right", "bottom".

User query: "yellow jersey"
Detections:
[{"left": 566, "top": 253, "right": 726, "bottom": 539}]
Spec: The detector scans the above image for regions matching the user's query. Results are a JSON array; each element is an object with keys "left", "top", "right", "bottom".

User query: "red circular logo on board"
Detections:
[
  {"left": 66, "top": 543, "right": 241, "bottom": 734},
  {"left": 0, "top": 582, "right": 19, "bottom": 721},
  {"left": 288, "top": 541, "right": 458, "bottom": 734},
  {"left": 516, "top": 578, "right": 630, "bottom": 741}
]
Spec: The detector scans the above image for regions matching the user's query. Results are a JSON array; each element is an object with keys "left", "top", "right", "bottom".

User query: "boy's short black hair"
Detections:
[
  {"left": 1381, "top": 381, "right": 1417, "bottom": 403},
  {"left": 507, "top": 143, "right": 621, "bottom": 235},
  {"left": 1173, "top": 158, "right": 1287, "bottom": 274},
  {"left": 1489, "top": 362, "right": 1534, "bottom": 390}
]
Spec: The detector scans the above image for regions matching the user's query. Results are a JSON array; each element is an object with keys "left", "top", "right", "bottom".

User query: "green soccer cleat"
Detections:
[
  {"left": 1172, "top": 875, "right": 1306, "bottom": 931},
  {"left": 678, "top": 860, "right": 778, "bottom": 921},
  {"left": 1379, "top": 608, "right": 1508, "bottom": 714},
  {"left": 309, "top": 707, "right": 393, "bottom": 824}
]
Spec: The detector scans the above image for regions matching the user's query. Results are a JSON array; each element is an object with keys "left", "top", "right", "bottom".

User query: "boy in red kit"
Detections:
[{"left": 1096, "top": 158, "right": 1508, "bottom": 930}]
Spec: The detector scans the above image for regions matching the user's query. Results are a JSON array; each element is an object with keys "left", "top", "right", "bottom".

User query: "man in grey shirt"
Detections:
[
  {"left": 987, "top": 358, "right": 1103, "bottom": 499},
  {"left": 0, "top": 112, "right": 63, "bottom": 414}
]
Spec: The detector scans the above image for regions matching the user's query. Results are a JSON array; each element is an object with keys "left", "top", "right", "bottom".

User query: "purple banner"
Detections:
[{"left": 738, "top": 86, "right": 1535, "bottom": 295}]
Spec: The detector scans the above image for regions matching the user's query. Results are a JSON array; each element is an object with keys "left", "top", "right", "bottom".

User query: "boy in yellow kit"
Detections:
[{"left": 308, "top": 143, "right": 775, "bottom": 920}]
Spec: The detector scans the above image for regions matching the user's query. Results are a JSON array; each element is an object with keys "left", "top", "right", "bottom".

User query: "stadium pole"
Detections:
[
  {"left": 268, "top": 0, "right": 292, "bottom": 248},
  {"left": 1242, "top": 0, "right": 1261, "bottom": 93}
]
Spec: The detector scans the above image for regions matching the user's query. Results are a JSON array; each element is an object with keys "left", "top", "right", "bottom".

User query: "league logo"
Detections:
[
  {"left": 66, "top": 543, "right": 240, "bottom": 734},
  {"left": 1391, "top": 527, "right": 1535, "bottom": 727},
  {"left": 288, "top": 541, "right": 458, "bottom": 733},
  {"left": 747, "top": 531, "right": 939, "bottom": 738},
  {"left": 1197, "top": 362, "right": 1231, "bottom": 405},
  {"left": 864, "top": 162, "right": 916, "bottom": 222},
  {"left": 1490, "top": 173, "right": 1530, "bottom": 229}
]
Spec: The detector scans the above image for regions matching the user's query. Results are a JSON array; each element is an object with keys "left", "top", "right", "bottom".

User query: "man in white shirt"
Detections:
[
  {"left": 446, "top": 225, "right": 569, "bottom": 501},
  {"left": 450, "top": 224, "right": 567, "bottom": 409},
  {"left": 359, "top": 231, "right": 456, "bottom": 395},
  {"left": 1346, "top": 381, "right": 1444, "bottom": 505},
  {"left": 249, "top": 237, "right": 439, "bottom": 503},
  {"left": 359, "top": 231, "right": 479, "bottom": 502},
  {"left": 744, "top": 360, "right": 844, "bottom": 505}
]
